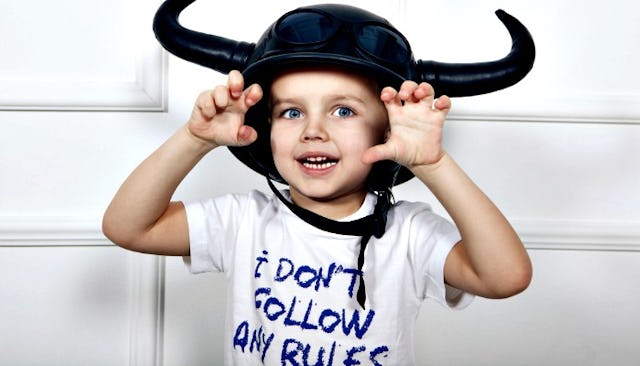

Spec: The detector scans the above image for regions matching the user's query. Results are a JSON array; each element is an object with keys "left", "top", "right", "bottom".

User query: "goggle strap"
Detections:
[
  {"left": 266, "top": 177, "right": 391, "bottom": 309},
  {"left": 357, "top": 234, "right": 371, "bottom": 309},
  {"left": 266, "top": 177, "right": 379, "bottom": 236}
]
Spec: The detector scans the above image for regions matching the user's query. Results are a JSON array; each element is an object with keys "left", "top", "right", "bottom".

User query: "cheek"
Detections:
[
  {"left": 270, "top": 123, "right": 287, "bottom": 148},
  {"left": 339, "top": 137, "right": 374, "bottom": 166},
  {"left": 269, "top": 138, "right": 288, "bottom": 179},
  {"left": 361, "top": 125, "right": 388, "bottom": 148},
  {"left": 270, "top": 127, "right": 295, "bottom": 166},
  {"left": 270, "top": 134, "right": 284, "bottom": 161},
  {"left": 373, "top": 107, "right": 390, "bottom": 142}
]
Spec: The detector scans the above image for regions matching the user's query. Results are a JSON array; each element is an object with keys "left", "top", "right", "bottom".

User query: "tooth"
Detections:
[{"left": 301, "top": 160, "right": 336, "bottom": 170}]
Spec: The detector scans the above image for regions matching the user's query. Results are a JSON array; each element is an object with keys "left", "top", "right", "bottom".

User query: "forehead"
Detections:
[{"left": 269, "top": 66, "right": 379, "bottom": 97}]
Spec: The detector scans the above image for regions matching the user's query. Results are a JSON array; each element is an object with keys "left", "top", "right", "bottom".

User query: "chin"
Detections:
[
  {"left": 294, "top": 182, "right": 366, "bottom": 203},
  {"left": 293, "top": 186, "right": 337, "bottom": 202}
]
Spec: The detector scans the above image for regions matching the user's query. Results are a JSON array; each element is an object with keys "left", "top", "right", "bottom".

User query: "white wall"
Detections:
[{"left": 1, "top": 0, "right": 639, "bottom": 365}]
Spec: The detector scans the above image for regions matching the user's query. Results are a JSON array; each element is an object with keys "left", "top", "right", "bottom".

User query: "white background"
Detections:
[{"left": 1, "top": 0, "right": 639, "bottom": 365}]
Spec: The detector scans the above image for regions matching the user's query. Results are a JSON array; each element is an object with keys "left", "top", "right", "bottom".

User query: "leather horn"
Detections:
[
  {"left": 417, "top": 9, "right": 536, "bottom": 97},
  {"left": 152, "top": 0, "right": 254, "bottom": 73}
]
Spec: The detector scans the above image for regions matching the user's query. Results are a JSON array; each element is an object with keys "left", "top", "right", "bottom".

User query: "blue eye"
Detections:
[
  {"left": 282, "top": 108, "right": 302, "bottom": 119},
  {"left": 333, "top": 106, "right": 354, "bottom": 118}
]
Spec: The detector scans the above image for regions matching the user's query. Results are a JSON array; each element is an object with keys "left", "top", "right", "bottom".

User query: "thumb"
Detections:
[
  {"left": 362, "top": 143, "right": 396, "bottom": 164},
  {"left": 235, "top": 125, "right": 258, "bottom": 146}
]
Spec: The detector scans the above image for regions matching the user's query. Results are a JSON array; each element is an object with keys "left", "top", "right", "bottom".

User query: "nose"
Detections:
[{"left": 301, "top": 114, "right": 329, "bottom": 142}]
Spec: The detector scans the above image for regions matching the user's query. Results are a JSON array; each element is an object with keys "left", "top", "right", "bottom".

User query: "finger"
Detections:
[
  {"left": 414, "top": 82, "right": 435, "bottom": 101},
  {"left": 398, "top": 80, "right": 419, "bottom": 101},
  {"left": 380, "top": 86, "right": 401, "bottom": 106},
  {"left": 228, "top": 70, "right": 245, "bottom": 99},
  {"left": 196, "top": 90, "right": 217, "bottom": 119},
  {"left": 212, "top": 85, "right": 230, "bottom": 111},
  {"left": 362, "top": 143, "right": 396, "bottom": 165},
  {"left": 434, "top": 95, "right": 452, "bottom": 112},
  {"left": 244, "top": 83, "right": 263, "bottom": 108},
  {"left": 236, "top": 125, "right": 258, "bottom": 146}
]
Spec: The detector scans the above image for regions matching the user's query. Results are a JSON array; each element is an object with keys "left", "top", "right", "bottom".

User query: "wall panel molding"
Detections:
[
  {"left": 0, "top": 216, "right": 108, "bottom": 246},
  {"left": 449, "top": 92, "right": 640, "bottom": 126},
  {"left": 0, "top": 216, "right": 164, "bottom": 366},
  {"left": 0, "top": 0, "right": 166, "bottom": 112},
  {"left": 1, "top": 216, "right": 639, "bottom": 252},
  {"left": 513, "top": 219, "right": 640, "bottom": 252},
  {"left": 129, "top": 254, "right": 165, "bottom": 366}
]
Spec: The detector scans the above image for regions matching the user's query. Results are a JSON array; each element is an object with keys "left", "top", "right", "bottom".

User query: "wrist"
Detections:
[
  {"left": 408, "top": 151, "right": 449, "bottom": 178},
  {"left": 181, "top": 125, "right": 218, "bottom": 154},
  {"left": 410, "top": 152, "right": 471, "bottom": 197},
  {"left": 408, "top": 152, "right": 465, "bottom": 190}
]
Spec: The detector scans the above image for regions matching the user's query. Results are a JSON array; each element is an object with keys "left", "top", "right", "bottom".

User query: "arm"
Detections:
[
  {"left": 102, "top": 71, "right": 262, "bottom": 256},
  {"left": 412, "top": 153, "right": 531, "bottom": 298},
  {"left": 363, "top": 81, "right": 532, "bottom": 298}
]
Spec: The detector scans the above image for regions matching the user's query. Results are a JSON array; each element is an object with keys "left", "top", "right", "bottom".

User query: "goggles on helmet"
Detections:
[{"left": 273, "top": 8, "right": 412, "bottom": 67}]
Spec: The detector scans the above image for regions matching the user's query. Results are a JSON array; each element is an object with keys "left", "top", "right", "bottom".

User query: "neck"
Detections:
[
  {"left": 288, "top": 188, "right": 367, "bottom": 220},
  {"left": 266, "top": 177, "right": 391, "bottom": 239}
]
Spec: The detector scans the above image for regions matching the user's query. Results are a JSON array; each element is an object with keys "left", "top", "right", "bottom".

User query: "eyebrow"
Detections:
[
  {"left": 325, "top": 94, "right": 367, "bottom": 106},
  {"left": 271, "top": 94, "right": 368, "bottom": 107}
]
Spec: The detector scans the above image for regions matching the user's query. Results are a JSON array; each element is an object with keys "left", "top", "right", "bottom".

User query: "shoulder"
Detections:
[
  {"left": 185, "top": 190, "right": 277, "bottom": 220},
  {"left": 197, "top": 189, "right": 273, "bottom": 206},
  {"left": 388, "top": 199, "right": 459, "bottom": 240},
  {"left": 389, "top": 199, "right": 435, "bottom": 221},
  {"left": 234, "top": 189, "right": 274, "bottom": 207}
]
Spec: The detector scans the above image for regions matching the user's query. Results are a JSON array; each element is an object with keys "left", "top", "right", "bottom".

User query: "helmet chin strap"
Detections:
[{"left": 266, "top": 177, "right": 391, "bottom": 309}]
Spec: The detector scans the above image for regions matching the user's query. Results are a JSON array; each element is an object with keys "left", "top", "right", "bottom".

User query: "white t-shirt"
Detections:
[{"left": 185, "top": 190, "right": 473, "bottom": 365}]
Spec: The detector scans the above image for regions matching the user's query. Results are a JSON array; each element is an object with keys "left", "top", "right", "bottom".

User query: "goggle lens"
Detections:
[
  {"left": 357, "top": 25, "right": 410, "bottom": 64},
  {"left": 277, "top": 12, "right": 336, "bottom": 44}
]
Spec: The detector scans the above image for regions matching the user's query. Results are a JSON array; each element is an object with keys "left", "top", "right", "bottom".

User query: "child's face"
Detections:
[{"left": 269, "top": 68, "right": 388, "bottom": 210}]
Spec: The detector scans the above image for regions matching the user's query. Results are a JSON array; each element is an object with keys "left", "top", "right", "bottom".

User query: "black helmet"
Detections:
[{"left": 153, "top": 0, "right": 535, "bottom": 189}]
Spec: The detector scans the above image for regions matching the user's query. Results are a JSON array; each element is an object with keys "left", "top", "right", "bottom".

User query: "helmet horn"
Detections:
[
  {"left": 152, "top": 0, "right": 254, "bottom": 73},
  {"left": 417, "top": 9, "right": 535, "bottom": 97}
]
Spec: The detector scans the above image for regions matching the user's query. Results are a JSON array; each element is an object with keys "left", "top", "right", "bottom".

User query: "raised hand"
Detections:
[
  {"left": 187, "top": 70, "right": 263, "bottom": 149},
  {"left": 362, "top": 81, "right": 451, "bottom": 170}
]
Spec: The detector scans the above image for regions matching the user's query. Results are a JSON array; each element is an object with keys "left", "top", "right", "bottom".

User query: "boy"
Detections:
[{"left": 104, "top": 1, "right": 534, "bottom": 364}]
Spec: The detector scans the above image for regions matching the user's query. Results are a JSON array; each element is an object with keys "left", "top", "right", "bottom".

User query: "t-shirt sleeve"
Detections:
[
  {"left": 411, "top": 207, "right": 474, "bottom": 310},
  {"left": 182, "top": 194, "right": 246, "bottom": 274}
]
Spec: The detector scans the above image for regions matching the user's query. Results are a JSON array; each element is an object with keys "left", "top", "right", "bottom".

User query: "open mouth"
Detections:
[{"left": 298, "top": 156, "right": 338, "bottom": 170}]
